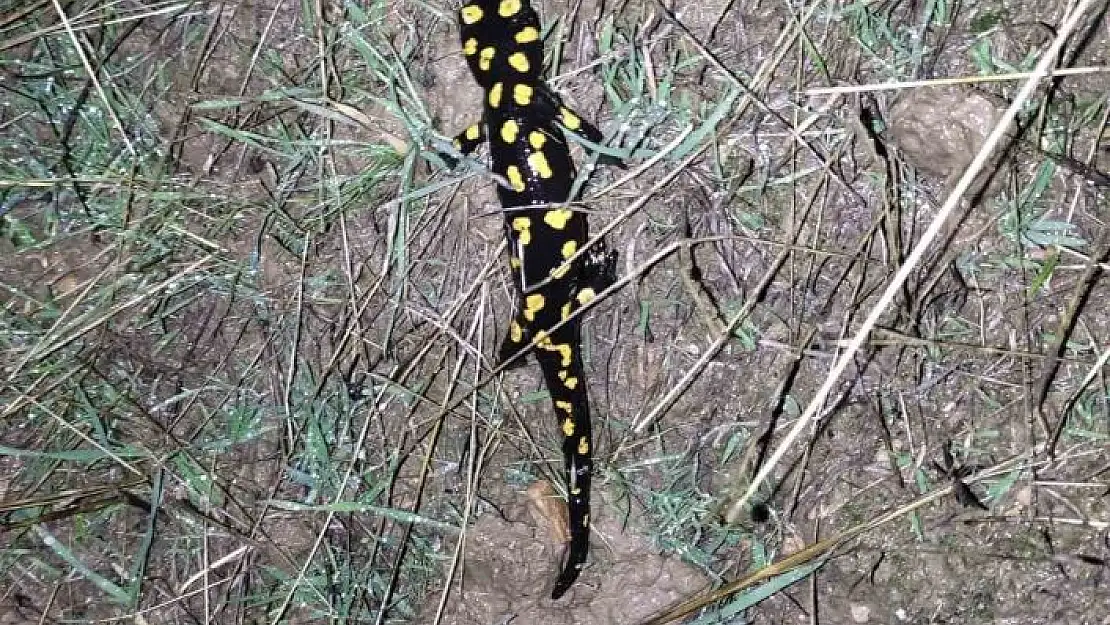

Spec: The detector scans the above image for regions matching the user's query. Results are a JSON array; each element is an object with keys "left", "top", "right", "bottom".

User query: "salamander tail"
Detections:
[{"left": 551, "top": 534, "right": 588, "bottom": 599}]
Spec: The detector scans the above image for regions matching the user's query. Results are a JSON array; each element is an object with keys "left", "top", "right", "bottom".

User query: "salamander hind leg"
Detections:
[
  {"left": 532, "top": 85, "right": 623, "bottom": 168},
  {"left": 441, "top": 121, "right": 486, "bottom": 169},
  {"left": 576, "top": 243, "right": 618, "bottom": 303}
]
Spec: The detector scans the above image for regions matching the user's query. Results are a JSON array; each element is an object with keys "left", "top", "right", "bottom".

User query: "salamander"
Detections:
[{"left": 449, "top": 0, "right": 617, "bottom": 600}]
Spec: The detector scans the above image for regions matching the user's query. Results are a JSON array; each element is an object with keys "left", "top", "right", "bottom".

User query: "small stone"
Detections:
[
  {"left": 850, "top": 603, "right": 871, "bottom": 622},
  {"left": 1015, "top": 485, "right": 1033, "bottom": 507},
  {"left": 782, "top": 534, "right": 806, "bottom": 555}
]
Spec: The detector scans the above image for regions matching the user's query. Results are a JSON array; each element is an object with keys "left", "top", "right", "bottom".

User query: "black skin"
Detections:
[{"left": 449, "top": 0, "right": 619, "bottom": 600}]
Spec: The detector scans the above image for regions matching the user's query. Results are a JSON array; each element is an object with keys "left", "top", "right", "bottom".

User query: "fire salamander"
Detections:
[{"left": 450, "top": 0, "right": 618, "bottom": 600}]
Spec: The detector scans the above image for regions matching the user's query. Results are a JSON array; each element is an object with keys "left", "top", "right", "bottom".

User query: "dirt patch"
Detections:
[
  {"left": 420, "top": 482, "right": 708, "bottom": 625},
  {"left": 888, "top": 84, "right": 1009, "bottom": 193}
]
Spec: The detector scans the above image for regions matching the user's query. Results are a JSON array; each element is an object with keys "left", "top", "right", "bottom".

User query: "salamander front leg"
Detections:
[{"left": 441, "top": 121, "right": 486, "bottom": 169}]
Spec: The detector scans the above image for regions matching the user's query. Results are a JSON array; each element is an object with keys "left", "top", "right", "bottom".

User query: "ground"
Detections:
[{"left": 1, "top": 0, "right": 1109, "bottom": 624}]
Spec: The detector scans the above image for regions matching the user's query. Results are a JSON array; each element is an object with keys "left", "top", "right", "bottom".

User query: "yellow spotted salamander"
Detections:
[{"left": 450, "top": 0, "right": 618, "bottom": 600}]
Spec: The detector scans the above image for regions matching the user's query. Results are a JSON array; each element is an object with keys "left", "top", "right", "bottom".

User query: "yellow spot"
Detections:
[
  {"left": 544, "top": 208, "right": 573, "bottom": 230},
  {"left": 478, "top": 47, "right": 495, "bottom": 71},
  {"left": 560, "top": 107, "right": 581, "bottom": 130},
  {"left": 510, "top": 320, "right": 523, "bottom": 343},
  {"left": 511, "top": 214, "right": 531, "bottom": 244},
  {"left": 558, "top": 370, "right": 567, "bottom": 380},
  {"left": 499, "top": 0, "right": 521, "bottom": 17},
  {"left": 535, "top": 335, "right": 572, "bottom": 366},
  {"left": 452, "top": 138, "right": 462, "bottom": 150},
  {"left": 488, "top": 82, "right": 503, "bottom": 108},
  {"left": 555, "top": 343, "right": 572, "bottom": 366},
  {"left": 559, "top": 415, "right": 577, "bottom": 435},
  {"left": 527, "top": 151, "right": 552, "bottom": 179},
  {"left": 577, "top": 287, "right": 596, "bottom": 305},
  {"left": 505, "top": 165, "right": 525, "bottom": 193},
  {"left": 528, "top": 130, "right": 546, "bottom": 149},
  {"left": 515, "top": 26, "right": 539, "bottom": 44},
  {"left": 523, "top": 293, "right": 545, "bottom": 321},
  {"left": 508, "top": 51, "right": 530, "bottom": 73},
  {"left": 513, "top": 83, "right": 533, "bottom": 105},
  {"left": 463, "top": 38, "right": 478, "bottom": 56},
  {"left": 561, "top": 301, "right": 572, "bottom": 320},
  {"left": 561, "top": 240, "right": 577, "bottom": 259},
  {"left": 509, "top": 255, "right": 521, "bottom": 269},
  {"left": 570, "top": 487, "right": 581, "bottom": 495},
  {"left": 564, "top": 376, "right": 578, "bottom": 389},
  {"left": 578, "top": 436, "right": 589, "bottom": 454},
  {"left": 500, "top": 119, "right": 519, "bottom": 144},
  {"left": 582, "top": 514, "right": 589, "bottom": 527},
  {"left": 465, "top": 124, "right": 481, "bottom": 141},
  {"left": 460, "top": 4, "right": 483, "bottom": 24}
]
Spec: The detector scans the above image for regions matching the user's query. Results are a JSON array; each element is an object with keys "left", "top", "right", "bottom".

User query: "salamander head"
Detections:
[{"left": 458, "top": 0, "right": 543, "bottom": 90}]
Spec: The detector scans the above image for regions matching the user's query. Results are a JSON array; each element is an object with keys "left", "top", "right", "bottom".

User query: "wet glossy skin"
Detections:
[{"left": 451, "top": 0, "right": 616, "bottom": 600}]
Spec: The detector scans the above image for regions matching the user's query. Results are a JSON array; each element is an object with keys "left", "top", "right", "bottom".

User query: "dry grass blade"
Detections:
[
  {"left": 804, "top": 66, "right": 1110, "bottom": 95},
  {"left": 47, "top": 0, "right": 135, "bottom": 155}
]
